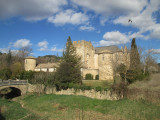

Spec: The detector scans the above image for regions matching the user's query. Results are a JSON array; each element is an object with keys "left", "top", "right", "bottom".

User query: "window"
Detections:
[
  {"left": 102, "top": 54, "right": 105, "bottom": 61},
  {"left": 25, "top": 60, "right": 27, "bottom": 64}
]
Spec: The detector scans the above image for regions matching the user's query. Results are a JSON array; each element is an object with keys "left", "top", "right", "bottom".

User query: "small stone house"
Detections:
[
  {"left": 35, "top": 63, "right": 59, "bottom": 72},
  {"left": 24, "top": 56, "right": 59, "bottom": 72}
]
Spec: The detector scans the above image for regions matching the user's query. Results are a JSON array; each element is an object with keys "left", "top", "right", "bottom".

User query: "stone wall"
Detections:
[
  {"left": 98, "top": 53, "right": 114, "bottom": 80},
  {"left": 27, "top": 84, "right": 122, "bottom": 100}
]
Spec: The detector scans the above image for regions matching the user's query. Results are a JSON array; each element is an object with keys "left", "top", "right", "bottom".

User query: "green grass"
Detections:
[
  {"left": 82, "top": 80, "right": 113, "bottom": 88},
  {"left": 0, "top": 94, "right": 160, "bottom": 120},
  {"left": 0, "top": 98, "right": 40, "bottom": 120}
]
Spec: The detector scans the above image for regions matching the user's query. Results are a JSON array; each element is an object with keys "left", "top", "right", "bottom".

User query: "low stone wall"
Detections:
[{"left": 27, "top": 84, "right": 122, "bottom": 100}]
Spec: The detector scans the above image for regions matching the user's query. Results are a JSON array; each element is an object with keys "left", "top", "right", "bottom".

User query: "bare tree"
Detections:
[
  {"left": 144, "top": 50, "right": 158, "bottom": 73},
  {"left": 18, "top": 46, "right": 33, "bottom": 58},
  {"left": 112, "top": 46, "right": 130, "bottom": 83}
]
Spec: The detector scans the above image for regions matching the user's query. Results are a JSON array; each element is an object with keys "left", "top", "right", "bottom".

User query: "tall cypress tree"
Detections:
[
  {"left": 126, "top": 38, "right": 141, "bottom": 83},
  {"left": 130, "top": 38, "right": 140, "bottom": 70},
  {"left": 56, "top": 36, "right": 82, "bottom": 89},
  {"left": 6, "top": 49, "right": 12, "bottom": 68}
]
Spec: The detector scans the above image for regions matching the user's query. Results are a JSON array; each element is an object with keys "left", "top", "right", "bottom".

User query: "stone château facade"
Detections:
[
  {"left": 73, "top": 40, "right": 130, "bottom": 80},
  {"left": 25, "top": 40, "right": 130, "bottom": 80}
]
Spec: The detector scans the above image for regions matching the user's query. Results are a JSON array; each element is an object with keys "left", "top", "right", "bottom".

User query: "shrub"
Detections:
[
  {"left": 95, "top": 75, "right": 99, "bottom": 80},
  {"left": 30, "top": 72, "right": 56, "bottom": 86},
  {"left": 126, "top": 69, "right": 149, "bottom": 84},
  {"left": 85, "top": 74, "right": 93, "bottom": 80},
  {"left": 112, "top": 82, "right": 128, "bottom": 98},
  {"left": 20, "top": 70, "right": 35, "bottom": 81},
  {"left": 0, "top": 68, "right": 12, "bottom": 80}
]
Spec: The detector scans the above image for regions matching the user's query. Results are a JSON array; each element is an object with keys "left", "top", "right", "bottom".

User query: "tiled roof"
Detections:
[
  {"left": 35, "top": 63, "right": 59, "bottom": 69},
  {"left": 25, "top": 56, "right": 36, "bottom": 59}
]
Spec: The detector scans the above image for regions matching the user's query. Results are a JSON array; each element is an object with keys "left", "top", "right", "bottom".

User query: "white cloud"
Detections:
[
  {"left": 38, "top": 41, "right": 48, "bottom": 51},
  {"left": 79, "top": 25, "right": 95, "bottom": 31},
  {"left": 99, "top": 31, "right": 130, "bottom": 46},
  {"left": 71, "top": 0, "right": 160, "bottom": 40},
  {"left": 0, "top": 48, "right": 9, "bottom": 53},
  {"left": 114, "top": 0, "right": 160, "bottom": 40},
  {"left": 37, "top": 42, "right": 63, "bottom": 52},
  {"left": 71, "top": 0, "right": 147, "bottom": 17},
  {"left": 51, "top": 46, "right": 63, "bottom": 52},
  {"left": 0, "top": 0, "right": 67, "bottom": 21},
  {"left": 148, "top": 49, "right": 160, "bottom": 54},
  {"left": 14, "top": 39, "right": 32, "bottom": 48},
  {"left": 99, "top": 16, "right": 109, "bottom": 26},
  {"left": 48, "top": 9, "right": 89, "bottom": 25}
]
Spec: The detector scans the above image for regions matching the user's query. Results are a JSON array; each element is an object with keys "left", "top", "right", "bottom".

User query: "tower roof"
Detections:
[{"left": 25, "top": 56, "right": 36, "bottom": 59}]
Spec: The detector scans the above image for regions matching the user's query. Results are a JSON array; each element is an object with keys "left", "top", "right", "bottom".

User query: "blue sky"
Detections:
[{"left": 0, "top": 0, "right": 160, "bottom": 62}]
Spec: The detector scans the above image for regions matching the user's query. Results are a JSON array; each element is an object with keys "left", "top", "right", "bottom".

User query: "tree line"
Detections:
[{"left": 0, "top": 46, "right": 32, "bottom": 80}]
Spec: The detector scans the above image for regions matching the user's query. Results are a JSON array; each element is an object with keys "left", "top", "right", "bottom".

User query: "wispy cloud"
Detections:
[
  {"left": 51, "top": 46, "right": 63, "bottom": 52},
  {"left": 148, "top": 49, "right": 160, "bottom": 54},
  {"left": 38, "top": 41, "right": 48, "bottom": 51},
  {"left": 79, "top": 25, "right": 95, "bottom": 31}
]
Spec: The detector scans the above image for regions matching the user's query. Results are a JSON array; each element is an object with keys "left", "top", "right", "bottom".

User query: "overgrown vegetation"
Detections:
[{"left": 127, "top": 73, "right": 160, "bottom": 103}]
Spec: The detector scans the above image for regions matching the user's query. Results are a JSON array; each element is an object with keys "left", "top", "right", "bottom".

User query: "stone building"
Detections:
[
  {"left": 73, "top": 40, "right": 130, "bottom": 80},
  {"left": 24, "top": 56, "right": 59, "bottom": 72},
  {"left": 25, "top": 40, "right": 130, "bottom": 81}
]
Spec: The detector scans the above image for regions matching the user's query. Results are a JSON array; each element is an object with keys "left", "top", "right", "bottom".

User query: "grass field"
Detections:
[
  {"left": 82, "top": 80, "right": 113, "bottom": 88},
  {"left": 1, "top": 93, "right": 160, "bottom": 120}
]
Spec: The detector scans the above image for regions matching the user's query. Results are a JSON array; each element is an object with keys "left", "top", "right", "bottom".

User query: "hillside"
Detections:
[{"left": 36, "top": 55, "right": 61, "bottom": 64}]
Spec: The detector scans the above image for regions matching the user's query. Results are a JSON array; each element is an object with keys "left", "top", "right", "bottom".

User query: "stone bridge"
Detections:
[{"left": 0, "top": 80, "right": 28, "bottom": 95}]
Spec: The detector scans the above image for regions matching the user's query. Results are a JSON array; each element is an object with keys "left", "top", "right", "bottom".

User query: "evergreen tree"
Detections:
[
  {"left": 6, "top": 49, "right": 12, "bottom": 68},
  {"left": 56, "top": 36, "right": 82, "bottom": 89},
  {"left": 130, "top": 38, "right": 140, "bottom": 70},
  {"left": 126, "top": 38, "right": 143, "bottom": 83}
]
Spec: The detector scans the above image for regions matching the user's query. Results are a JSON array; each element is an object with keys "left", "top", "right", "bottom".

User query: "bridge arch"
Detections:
[
  {"left": 0, "top": 87, "right": 21, "bottom": 99},
  {"left": 0, "top": 80, "right": 28, "bottom": 96},
  {"left": 0, "top": 85, "right": 28, "bottom": 95}
]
